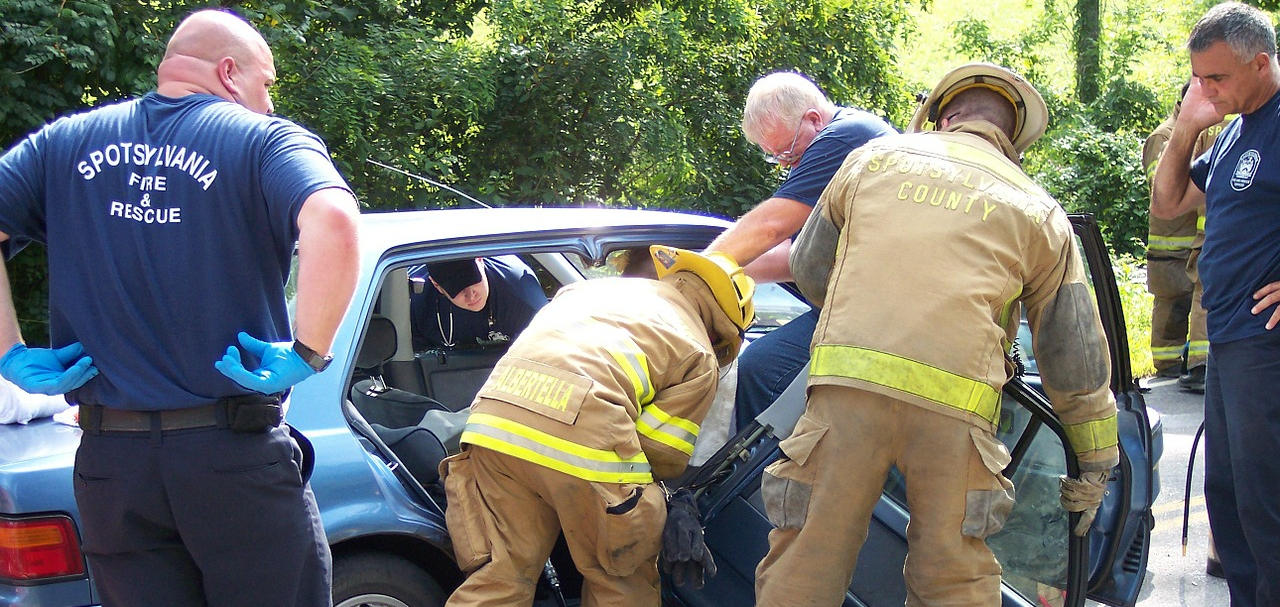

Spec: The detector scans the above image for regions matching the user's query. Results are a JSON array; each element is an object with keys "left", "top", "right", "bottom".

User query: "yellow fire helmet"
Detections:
[
  {"left": 906, "top": 62, "right": 1048, "bottom": 154},
  {"left": 649, "top": 245, "right": 756, "bottom": 334}
]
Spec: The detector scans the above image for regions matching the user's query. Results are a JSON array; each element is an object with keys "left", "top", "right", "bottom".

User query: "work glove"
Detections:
[
  {"left": 0, "top": 342, "right": 98, "bottom": 395},
  {"left": 215, "top": 332, "right": 315, "bottom": 395},
  {"left": 1060, "top": 470, "right": 1110, "bottom": 537},
  {"left": 660, "top": 489, "right": 717, "bottom": 588}
]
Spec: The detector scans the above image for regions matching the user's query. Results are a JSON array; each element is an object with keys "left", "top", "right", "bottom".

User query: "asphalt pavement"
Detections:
[{"left": 1121, "top": 375, "right": 1229, "bottom": 607}]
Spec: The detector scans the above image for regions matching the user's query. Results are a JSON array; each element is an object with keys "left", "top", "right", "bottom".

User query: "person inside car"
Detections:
[{"left": 410, "top": 256, "right": 548, "bottom": 350}]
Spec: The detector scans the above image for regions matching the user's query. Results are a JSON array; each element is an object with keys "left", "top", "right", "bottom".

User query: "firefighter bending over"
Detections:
[
  {"left": 755, "top": 63, "right": 1120, "bottom": 606},
  {"left": 440, "top": 246, "right": 753, "bottom": 606}
]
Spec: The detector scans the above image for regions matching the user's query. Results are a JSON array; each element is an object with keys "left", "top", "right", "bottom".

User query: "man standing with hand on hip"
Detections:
[
  {"left": 0, "top": 9, "right": 359, "bottom": 606},
  {"left": 1151, "top": 3, "right": 1280, "bottom": 605}
]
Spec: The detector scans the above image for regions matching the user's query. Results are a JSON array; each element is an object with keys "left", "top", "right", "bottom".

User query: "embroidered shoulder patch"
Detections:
[{"left": 1231, "top": 149, "right": 1261, "bottom": 191}]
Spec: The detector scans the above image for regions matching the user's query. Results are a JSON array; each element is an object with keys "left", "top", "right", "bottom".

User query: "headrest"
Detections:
[{"left": 355, "top": 315, "right": 397, "bottom": 369}]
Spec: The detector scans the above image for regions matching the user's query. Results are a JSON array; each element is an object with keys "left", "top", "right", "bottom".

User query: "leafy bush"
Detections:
[
  {"left": 1114, "top": 254, "right": 1156, "bottom": 377},
  {"left": 1025, "top": 117, "right": 1150, "bottom": 259}
]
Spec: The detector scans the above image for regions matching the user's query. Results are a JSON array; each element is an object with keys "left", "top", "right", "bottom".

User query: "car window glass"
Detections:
[
  {"left": 567, "top": 250, "right": 809, "bottom": 332},
  {"left": 986, "top": 397, "right": 1070, "bottom": 605}
]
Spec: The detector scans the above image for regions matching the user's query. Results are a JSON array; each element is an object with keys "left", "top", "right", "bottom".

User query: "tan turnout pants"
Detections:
[
  {"left": 1185, "top": 249, "right": 1209, "bottom": 369},
  {"left": 1147, "top": 255, "right": 1195, "bottom": 374},
  {"left": 441, "top": 446, "right": 666, "bottom": 607},
  {"left": 755, "top": 386, "right": 1013, "bottom": 607}
]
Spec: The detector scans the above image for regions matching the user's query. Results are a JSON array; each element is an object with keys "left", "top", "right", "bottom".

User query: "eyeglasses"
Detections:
[{"left": 763, "top": 108, "right": 814, "bottom": 165}]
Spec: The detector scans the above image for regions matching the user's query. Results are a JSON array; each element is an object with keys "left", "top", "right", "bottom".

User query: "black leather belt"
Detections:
[{"left": 79, "top": 402, "right": 224, "bottom": 433}]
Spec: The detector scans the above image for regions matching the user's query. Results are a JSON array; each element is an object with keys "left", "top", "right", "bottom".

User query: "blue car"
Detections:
[{"left": 0, "top": 208, "right": 1158, "bottom": 607}]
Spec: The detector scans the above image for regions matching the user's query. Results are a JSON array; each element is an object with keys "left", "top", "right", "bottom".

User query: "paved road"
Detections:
[{"left": 1127, "top": 376, "right": 1228, "bottom": 607}]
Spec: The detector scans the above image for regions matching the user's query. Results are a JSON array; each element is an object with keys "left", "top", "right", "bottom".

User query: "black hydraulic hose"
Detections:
[
  {"left": 1182, "top": 420, "right": 1206, "bottom": 556},
  {"left": 543, "top": 559, "right": 568, "bottom": 607}
]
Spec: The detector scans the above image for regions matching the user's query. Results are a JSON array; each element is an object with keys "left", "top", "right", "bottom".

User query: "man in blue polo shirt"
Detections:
[
  {"left": 410, "top": 256, "right": 548, "bottom": 350},
  {"left": 1151, "top": 3, "right": 1280, "bottom": 605},
  {"left": 0, "top": 9, "right": 359, "bottom": 606},
  {"left": 704, "top": 71, "right": 895, "bottom": 430}
]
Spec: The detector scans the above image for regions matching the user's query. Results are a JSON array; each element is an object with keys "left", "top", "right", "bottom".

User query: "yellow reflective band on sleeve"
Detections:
[
  {"left": 461, "top": 413, "right": 653, "bottom": 484},
  {"left": 1150, "top": 345, "right": 1184, "bottom": 362},
  {"left": 607, "top": 345, "right": 655, "bottom": 407},
  {"left": 1188, "top": 341, "right": 1210, "bottom": 356},
  {"left": 1197, "top": 215, "right": 1206, "bottom": 232},
  {"left": 810, "top": 345, "right": 1001, "bottom": 426},
  {"left": 1147, "top": 234, "right": 1196, "bottom": 252},
  {"left": 1063, "top": 413, "right": 1119, "bottom": 454},
  {"left": 636, "top": 403, "right": 700, "bottom": 456}
]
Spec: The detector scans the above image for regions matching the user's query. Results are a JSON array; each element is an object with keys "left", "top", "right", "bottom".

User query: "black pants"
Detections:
[
  {"left": 1204, "top": 330, "right": 1280, "bottom": 607},
  {"left": 73, "top": 425, "right": 331, "bottom": 607}
]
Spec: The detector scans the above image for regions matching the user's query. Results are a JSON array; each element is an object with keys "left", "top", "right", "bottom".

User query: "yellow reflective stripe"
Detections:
[
  {"left": 998, "top": 288, "right": 1022, "bottom": 328},
  {"left": 608, "top": 346, "right": 655, "bottom": 406},
  {"left": 1188, "top": 341, "right": 1210, "bottom": 355},
  {"left": 1063, "top": 414, "right": 1118, "bottom": 454},
  {"left": 636, "top": 404, "right": 700, "bottom": 456},
  {"left": 1147, "top": 234, "right": 1196, "bottom": 251},
  {"left": 810, "top": 345, "right": 1001, "bottom": 425},
  {"left": 1150, "top": 345, "right": 1183, "bottom": 361},
  {"left": 1197, "top": 215, "right": 1206, "bottom": 231},
  {"left": 461, "top": 413, "right": 653, "bottom": 484}
]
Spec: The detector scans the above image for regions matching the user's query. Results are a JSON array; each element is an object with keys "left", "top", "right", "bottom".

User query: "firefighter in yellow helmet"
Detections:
[
  {"left": 755, "top": 63, "right": 1120, "bottom": 605},
  {"left": 440, "top": 246, "right": 753, "bottom": 606}
]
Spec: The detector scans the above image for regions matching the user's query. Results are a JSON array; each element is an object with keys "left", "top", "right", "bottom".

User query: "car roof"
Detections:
[{"left": 356, "top": 207, "right": 731, "bottom": 261}]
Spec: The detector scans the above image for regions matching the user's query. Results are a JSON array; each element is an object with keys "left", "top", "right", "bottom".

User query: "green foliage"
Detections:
[
  {"left": 462, "top": 0, "right": 914, "bottom": 215},
  {"left": 947, "top": 0, "right": 1168, "bottom": 260},
  {"left": 1114, "top": 254, "right": 1156, "bottom": 377},
  {"left": 1025, "top": 120, "right": 1150, "bottom": 258},
  {"left": 6, "top": 247, "right": 48, "bottom": 346}
]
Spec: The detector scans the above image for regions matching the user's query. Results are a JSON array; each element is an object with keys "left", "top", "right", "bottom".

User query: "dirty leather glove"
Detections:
[
  {"left": 1060, "top": 470, "right": 1110, "bottom": 536},
  {"left": 215, "top": 332, "right": 315, "bottom": 395},
  {"left": 660, "top": 489, "right": 717, "bottom": 588},
  {"left": 0, "top": 342, "right": 98, "bottom": 395}
]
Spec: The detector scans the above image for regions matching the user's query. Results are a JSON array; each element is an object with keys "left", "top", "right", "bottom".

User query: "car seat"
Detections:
[
  {"left": 351, "top": 315, "right": 451, "bottom": 427},
  {"left": 351, "top": 315, "right": 463, "bottom": 485}
]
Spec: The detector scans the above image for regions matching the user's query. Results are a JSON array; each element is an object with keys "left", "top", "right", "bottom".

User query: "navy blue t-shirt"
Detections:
[
  {"left": 772, "top": 107, "right": 897, "bottom": 207},
  {"left": 1190, "top": 89, "right": 1280, "bottom": 344},
  {"left": 0, "top": 93, "right": 351, "bottom": 409},
  {"left": 411, "top": 256, "right": 548, "bottom": 349}
]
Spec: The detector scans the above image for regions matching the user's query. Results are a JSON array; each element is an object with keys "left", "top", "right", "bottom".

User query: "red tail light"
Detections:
[{"left": 0, "top": 515, "right": 86, "bottom": 582}]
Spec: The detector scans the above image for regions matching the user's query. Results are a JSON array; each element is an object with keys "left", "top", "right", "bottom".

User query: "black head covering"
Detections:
[{"left": 427, "top": 259, "right": 483, "bottom": 297}]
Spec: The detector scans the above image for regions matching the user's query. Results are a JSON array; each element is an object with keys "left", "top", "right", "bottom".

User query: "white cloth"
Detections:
[
  {"left": 689, "top": 360, "right": 738, "bottom": 467},
  {"left": 0, "top": 375, "right": 71, "bottom": 424}
]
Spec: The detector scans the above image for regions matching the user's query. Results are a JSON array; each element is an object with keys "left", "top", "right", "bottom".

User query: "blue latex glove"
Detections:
[
  {"left": 0, "top": 342, "right": 99, "bottom": 395},
  {"left": 214, "top": 332, "right": 316, "bottom": 395}
]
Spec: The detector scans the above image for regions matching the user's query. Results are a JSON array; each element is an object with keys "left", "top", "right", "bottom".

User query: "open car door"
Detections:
[{"left": 666, "top": 214, "right": 1157, "bottom": 607}]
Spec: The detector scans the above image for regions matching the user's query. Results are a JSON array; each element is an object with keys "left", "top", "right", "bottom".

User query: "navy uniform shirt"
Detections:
[
  {"left": 0, "top": 93, "right": 351, "bottom": 409},
  {"left": 1191, "top": 89, "right": 1280, "bottom": 343},
  {"left": 772, "top": 107, "right": 897, "bottom": 207}
]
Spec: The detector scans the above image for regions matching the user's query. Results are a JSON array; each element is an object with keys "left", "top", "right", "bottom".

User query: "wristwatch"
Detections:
[{"left": 292, "top": 339, "right": 333, "bottom": 373}]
